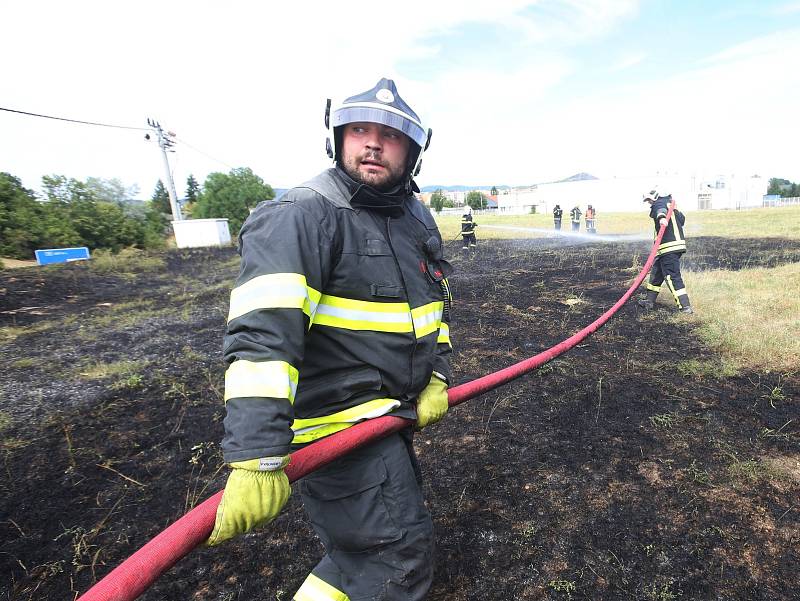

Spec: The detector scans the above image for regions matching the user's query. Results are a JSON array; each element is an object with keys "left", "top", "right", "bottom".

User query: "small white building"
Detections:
[{"left": 172, "top": 218, "right": 232, "bottom": 249}]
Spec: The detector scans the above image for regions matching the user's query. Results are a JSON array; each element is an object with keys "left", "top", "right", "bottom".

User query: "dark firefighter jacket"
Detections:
[
  {"left": 553, "top": 207, "right": 563, "bottom": 219},
  {"left": 570, "top": 207, "right": 581, "bottom": 222},
  {"left": 461, "top": 214, "right": 477, "bottom": 235},
  {"left": 650, "top": 196, "right": 687, "bottom": 255},
  {"left": 221, "top": 167, "right": 453, "bottom": 462}
]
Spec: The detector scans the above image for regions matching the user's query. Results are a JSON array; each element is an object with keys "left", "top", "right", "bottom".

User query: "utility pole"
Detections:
[{"left": 146, "top": 118, "right": 182, "bottom": 221}]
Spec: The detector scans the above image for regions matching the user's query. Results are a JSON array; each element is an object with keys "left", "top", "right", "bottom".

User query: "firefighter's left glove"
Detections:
[
  {"left": 206, "top": 455, "right": 291, "bottom": 546},
  {"left": 416, "top": 374, "right": 449, "bottom": 429}
]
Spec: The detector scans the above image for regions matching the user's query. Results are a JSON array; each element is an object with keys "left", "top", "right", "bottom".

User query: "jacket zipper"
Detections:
[{"left": 384, "top": 214, "right": 416, "bottom": 395}]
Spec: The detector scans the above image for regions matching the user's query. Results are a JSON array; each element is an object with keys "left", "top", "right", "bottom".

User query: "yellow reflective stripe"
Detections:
[
  {"left": 313, "top": 295, "right": 413, "bottom": 332},
  {"left": 645, "top": 283, "right": 661, "bottom": 292},
  {"left": 437, "top": 322, "right": 451, "bottom": 346},
  {"left": 670, "top": 214, "right": 684, "bottom": 241},
  {"left": 295, "top": 573, "right": 349, "bottom": 601},
  {"left": 411, "top": 301, "right": 443, "bottom": 338},
  {"left": 292, "top": 422, "right": 352, "bottom": 444},
  {"left": 293, "top": 397, "right": 400, "bottom": 430},
  {"left": 291, "top": 397, "right": 401, "bottom": 444},
  {"left": 664, "top": 276, "right": 681, "bottom": 307},
  {"left": 673, "top": 288, "right": 687, "bottom": 297},
  {"left": 224, "top": 360, "right": 299, "bottom": 402},
  {"left": 228, "top": 273, "right": 322, "bottom": 323},
  {"left": 658, "top": 240, "right": 687, "bottom": 252}
]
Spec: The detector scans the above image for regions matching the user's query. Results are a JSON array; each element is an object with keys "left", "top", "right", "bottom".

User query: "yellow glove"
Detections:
[
  {"left": 206, "top": 455, "right": 291, "bottom": 546},
  {"left": 416, "top": 374, "right": 449, "bottom": 429}
]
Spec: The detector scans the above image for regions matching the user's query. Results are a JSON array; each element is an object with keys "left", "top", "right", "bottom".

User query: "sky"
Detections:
[{"left": 2, "top": 0, "right": 800, "bottom": 200}]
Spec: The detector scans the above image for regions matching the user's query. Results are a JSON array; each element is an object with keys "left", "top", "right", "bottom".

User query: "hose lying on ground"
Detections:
[{"left": 77, "top": 202, "right": 674, "bottom": 601}]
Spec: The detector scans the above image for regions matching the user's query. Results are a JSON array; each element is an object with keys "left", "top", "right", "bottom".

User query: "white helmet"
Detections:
[
  {"left": 324, "top": 78, "right": 432, "bottom": 180},
  {"left": 642, "top": 187, "right": 663, "bottom": 202}
]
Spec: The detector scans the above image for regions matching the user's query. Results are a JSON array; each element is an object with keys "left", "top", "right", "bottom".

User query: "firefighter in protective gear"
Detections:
[
  {"left": 585, "top": 204, "right": 597, "bottom": 234},
  {"left": 461, "top": 205, "right": 478, "bottom": 250},
  {"left": 638, "top": 188, "right": 693, "bottom": 313},
  {"left": 211, "top": 77, "right": 453, "bottom": 601},
  {"left": 570, "top": 205, "right": 582, "bottom": 231},
  {"left": 553, "top": 204, "right": 563, "bottom": 230}
]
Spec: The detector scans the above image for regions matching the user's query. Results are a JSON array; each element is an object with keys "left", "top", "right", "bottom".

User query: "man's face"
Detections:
[{"left": 340, "top": 122, "right": 411, "bottom": 191}]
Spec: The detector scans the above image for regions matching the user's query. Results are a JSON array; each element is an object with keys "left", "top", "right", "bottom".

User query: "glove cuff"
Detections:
[
  {"left": 431, "top": 371, "right": 448, "bottom": 385},
  {"left": 230, "top": 455, "right": 290, "bottom": 472}
]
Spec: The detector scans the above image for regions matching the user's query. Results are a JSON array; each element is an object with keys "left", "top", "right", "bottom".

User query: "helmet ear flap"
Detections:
[
  {"left": 413, "top": 159, "right": 422, "bottom": 177},
  {"left": 424, "top": 128, "right": 433, "bottom": 151},
  {"left": 324, "top": 98, "right": 331, "bottom": 130},
  {"left": 325, "top": 99, "right": 335, "bottom": 160}
]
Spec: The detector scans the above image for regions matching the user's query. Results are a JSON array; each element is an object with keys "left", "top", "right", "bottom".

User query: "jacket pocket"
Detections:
[
  {"left": 295, "top": 365, "right": 383, "bottom": 408},
  {"left": 300, "top": 456, "right": 404, "bottom": 552}
]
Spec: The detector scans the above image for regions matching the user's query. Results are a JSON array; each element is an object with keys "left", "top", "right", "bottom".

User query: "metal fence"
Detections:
[{"left": 762, "top": 196, "right": 800, "bottom": 207}]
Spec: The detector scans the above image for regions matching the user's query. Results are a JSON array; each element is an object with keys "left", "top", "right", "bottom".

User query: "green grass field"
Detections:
[
  {"left": 434, "top": 206, "right": 800, "bottom": 240},
  {"left": 438, "top": 205, "right": 800, "bottom": 373}
]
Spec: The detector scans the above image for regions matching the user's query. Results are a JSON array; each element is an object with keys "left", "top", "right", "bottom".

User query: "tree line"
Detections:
[
  {"left": 429, "top": 189, "right": 488, "bottom": 213},
  {"left": 0, "top": 168, "right": 274, "bottom": 262},
  {"left": 767, "top": 178, "right": 800, "bottom": 197}
]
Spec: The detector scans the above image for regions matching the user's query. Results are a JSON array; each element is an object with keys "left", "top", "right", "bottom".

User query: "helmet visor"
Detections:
[{"left": 332, "top": 104, "right": 426, "bottom": 149}]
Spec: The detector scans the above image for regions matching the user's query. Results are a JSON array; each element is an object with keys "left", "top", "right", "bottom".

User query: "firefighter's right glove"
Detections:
[
  {"left": 206, "top": 455, "right": 290, "bottom": 546},
  {"left": 416, "top": 374, "right": 449, "bottom": 429}
]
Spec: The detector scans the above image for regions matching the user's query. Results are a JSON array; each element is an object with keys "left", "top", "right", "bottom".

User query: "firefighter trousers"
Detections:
[
  {"left": 646, "top": 251, "right": 689, "bottom": 309},
  {"left": 294, "top": 431, "right": 435, "bottom": 601}
]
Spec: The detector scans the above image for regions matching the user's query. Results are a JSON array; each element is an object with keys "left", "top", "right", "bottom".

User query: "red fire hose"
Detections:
[{"left": 78, "top": 203, "right": 674, "bottom": 601}]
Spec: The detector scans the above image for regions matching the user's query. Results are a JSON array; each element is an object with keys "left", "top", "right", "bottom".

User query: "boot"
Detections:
[
  {"left": 677, "top": 294, "right": 693, "bottom": 314},
  {"left": 637, "top": 290, "right": 658, "bottom": 310}
]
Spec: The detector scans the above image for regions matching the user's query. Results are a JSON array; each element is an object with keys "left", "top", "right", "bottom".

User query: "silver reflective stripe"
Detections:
[
  {"left": 332, "top": 104, "right": 426, "bottom": 147},
  {"left": 411, "top": 302, "right": 443, "bottom": 338},
  {"left": 312, "top": 295, "right": 414, "bottom": 333},
  {"left": 228, "top": 273, "right": 321, "bottom": 323},
  {"left": 316, "top": 304, "right": 412, "bottom": 324},
  {"left": 437, "top": 321, "right": 451, "bottom": 345}
]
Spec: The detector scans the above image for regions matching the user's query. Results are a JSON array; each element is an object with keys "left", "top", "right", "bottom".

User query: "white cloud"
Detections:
[
  {"left": 609, "top": 52, "right": 647, "bottom": 72},
  {"left": 4, "top": 1, "right": 797, "bottom": 195},
  {"left": 773, "top": 1, "right": 800, "bottom": 15}
]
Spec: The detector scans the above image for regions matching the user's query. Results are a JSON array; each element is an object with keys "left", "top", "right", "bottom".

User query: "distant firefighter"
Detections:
[
  {"left": 461, "top": 206, "right": 478, "bottom": 250},
  {"left": 585, "top": 204, "right": 597, "bottom": 234},
  {"left": 553, "top": 204, "right": 563, "bottom": 230},
  {"left": 638, "top": 188, "right": 692, "bottom": 314},
  {"left": 570, "top": 205, "right": 582, "bottom": 231}
]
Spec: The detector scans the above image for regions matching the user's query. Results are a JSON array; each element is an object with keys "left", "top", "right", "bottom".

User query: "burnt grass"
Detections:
[{"left": 1, "top": 236, "right": 799, "bottom": 601}]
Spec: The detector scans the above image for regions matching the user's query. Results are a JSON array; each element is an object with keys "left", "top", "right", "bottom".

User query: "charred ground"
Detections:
[{"left": 1, "top": 237, "right": 798, "bottom": 600}]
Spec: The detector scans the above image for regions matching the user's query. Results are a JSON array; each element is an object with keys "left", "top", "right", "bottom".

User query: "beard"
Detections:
[{"left": 341, "top": 150, "right": 406, "bottom": 192}]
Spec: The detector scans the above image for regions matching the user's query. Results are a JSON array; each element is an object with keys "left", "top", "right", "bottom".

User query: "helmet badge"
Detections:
[{"left": 376, "top": 88, "right": 395, "bottom": 103}]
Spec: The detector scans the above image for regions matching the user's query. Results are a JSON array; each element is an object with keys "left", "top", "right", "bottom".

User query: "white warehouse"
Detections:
[{"left": 496, "top": 173, "right": 768, "bottom": 215}]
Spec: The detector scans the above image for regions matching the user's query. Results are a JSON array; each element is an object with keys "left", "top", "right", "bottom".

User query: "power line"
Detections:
[
  {"left": 175, "top": 136, "right": 234, "bottom": 169},
  {"left": 0, "top": 106, "right": 149, "bottom": 131}
]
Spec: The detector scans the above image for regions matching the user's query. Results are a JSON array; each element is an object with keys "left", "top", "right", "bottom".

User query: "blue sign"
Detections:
[{"left": 34, "top": 247, "right": 91, "bottom": 266}]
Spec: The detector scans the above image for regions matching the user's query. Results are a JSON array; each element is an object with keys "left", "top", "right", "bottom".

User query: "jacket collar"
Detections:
[{"left": 333, "top": 167, "right": 410, "bottom": 215}]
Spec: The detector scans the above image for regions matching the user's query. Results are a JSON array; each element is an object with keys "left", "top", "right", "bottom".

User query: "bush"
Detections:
[{"left": 89, "top": 248, "right": 166, "bottom": 274}]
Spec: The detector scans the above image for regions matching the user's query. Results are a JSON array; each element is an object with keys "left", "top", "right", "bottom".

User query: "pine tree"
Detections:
[
  {"left": 186, "top": 174, "right": 200, "bottom": 204},
  {"left": 151, "top": 180, "right": 171, "bottom": 215}
]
